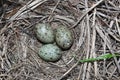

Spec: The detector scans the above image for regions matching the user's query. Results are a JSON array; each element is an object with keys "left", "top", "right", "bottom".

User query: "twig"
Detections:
[
  {"left": 47, "top": 0, "right": 61, "bottom": 21},
  {"left": 54, "top": 15, "right": 75, "bottom": 23},
  {"left": 95, "top": 23, "right": 120, "bottom": 73},
  {"left": 10, "top": 0, "right": 48, "bottom": 21},
  {"left": 59, "top": 50, "right": 85, "bottom": 80},
  {"left": 59, "top": 61, "right": 79, "bottom": 80},
  {"left": 70, "top": 0, "right": 104, "bottom": 29}
]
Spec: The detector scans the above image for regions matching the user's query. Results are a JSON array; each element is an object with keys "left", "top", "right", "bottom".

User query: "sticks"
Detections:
[
  {"left": 70, "top": 0, "right": 104, "bottom": 29},
  {"left": 10, "top": 0, "right": 48, "bottom": 21},
  {"left": 59, "top": 61, "right": 79, "bottom": 80},
  {"left": 60, "top": 0, "right": 105, "bottom": 79}
]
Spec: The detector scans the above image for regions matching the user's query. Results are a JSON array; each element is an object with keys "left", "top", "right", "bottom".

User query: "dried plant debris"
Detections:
[{"left": 0, "top": 0, "right": 120, "bottom": 80}]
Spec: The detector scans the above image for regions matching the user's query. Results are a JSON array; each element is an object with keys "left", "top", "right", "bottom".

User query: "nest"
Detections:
[{"left": 0, "top": 0, "right": 120, "bottom": 80}]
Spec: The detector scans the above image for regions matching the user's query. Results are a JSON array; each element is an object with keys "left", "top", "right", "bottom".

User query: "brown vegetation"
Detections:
[{"left": 0, "top": 0, "right": 120, "bottom": 80}]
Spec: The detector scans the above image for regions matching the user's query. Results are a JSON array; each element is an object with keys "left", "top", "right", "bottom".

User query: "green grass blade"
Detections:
[{"left": 79, "top": 53, "right": 120, "bottom": 63}]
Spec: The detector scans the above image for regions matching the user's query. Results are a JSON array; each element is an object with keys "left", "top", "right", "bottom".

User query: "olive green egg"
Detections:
[
  {"left": 35, "top": 23, "right": 54, "bottom": 43},
  {"left": 38, "top": 44, "right": 62, "bottom": 62},
  {"left": 55, "top": 26, "right": 73, "bottom": 50}
]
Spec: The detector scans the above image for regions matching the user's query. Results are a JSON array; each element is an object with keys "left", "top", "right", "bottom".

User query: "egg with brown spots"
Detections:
[
  {"left": 35, "top": 23, "right": 54, "bottom": 43},
  {"left": 55, "top": 26, "right": 73, "bottom": 50},
  {"left": 38, "top": 44, "right": 62, "bottom": 62}
]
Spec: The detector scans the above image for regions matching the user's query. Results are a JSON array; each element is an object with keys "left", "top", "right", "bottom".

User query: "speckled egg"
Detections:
[
  {"left": 55, "top": 26, "right": 73, "bottom": 50},
  {"left": 38, "top": 44, "right": 62, "bottom": 62},
  {"left": 35, "top": 23, "right": 54, "bottom": 43}
]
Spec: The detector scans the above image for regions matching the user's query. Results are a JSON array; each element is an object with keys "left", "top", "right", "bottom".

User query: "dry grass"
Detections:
[{"left": 0, "top": 0, "right": 120, "bottom": 80}]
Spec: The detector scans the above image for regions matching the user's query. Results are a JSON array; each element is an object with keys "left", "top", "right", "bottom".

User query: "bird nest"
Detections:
[{"left": 0, "top": 0, "right": 120, "bottom": 80}]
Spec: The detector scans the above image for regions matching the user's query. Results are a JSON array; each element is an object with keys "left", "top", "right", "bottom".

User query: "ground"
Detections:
[{"left": 0, "top": 0, "right": 120, "bottom": 80}]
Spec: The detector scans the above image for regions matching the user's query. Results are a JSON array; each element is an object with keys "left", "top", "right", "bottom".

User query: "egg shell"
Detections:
[
  {"left": 38, "top": 44, "right": 62, "bottom": 62},
  {"left": 55, "top": 26, "right": 73, "bottom": 50},
  {"left": 35, "top": 23, "right": 54, "bottom": 43}
]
